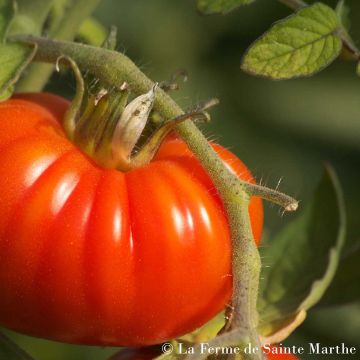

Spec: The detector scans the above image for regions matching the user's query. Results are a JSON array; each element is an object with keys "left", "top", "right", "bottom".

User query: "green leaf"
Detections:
[
  {"left": 0, "top": 0, "right": 38, "bottom": 98},
  {"left": 197, "top": 0, "right": 255, "bottom": 15},
  {"left": 241, "top": 3, "right": 342, "bottom": 79},
  {"left": 77, "top": 17, "right": 107, "bottom": 47},
  {"left": 0, "top": 332, "right": 35, "bottom": 360},
  {"left": 9, "top": 0, "right": 55, "bottom": 36},
  {"left": 357, "top": 61, "right": 360, "bottom": 76},
  {"left": 0, "top": 0, "right": 15, "bottom": 41},
  {"left": 319, "top": 246, "right": 360, "bottom": 306},
  {"left": 45, "top": 0, "right": 68, "bottom": 35},
  {"left": 258, "top": 165, "right": 346, "bottom": 335},
  {"left": 0, "top": 84, "right": 13, "bottom": 100},
  {"left": 0, "top": 42, "right": 36, "bottom": 98},
  {"left": 336, "top": 0, "right": 350, "bottom": 31},
  {"left": 180, "top": 311, "right": 225, "bottom": 342}
]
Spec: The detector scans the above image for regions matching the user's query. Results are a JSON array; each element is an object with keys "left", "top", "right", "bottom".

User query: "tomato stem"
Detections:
[
  {"left": 56, "top": 56, "right": 85, "bottom": 139},
  {"left": 241, "top": 183, "right": 298, "bottom": 212},
  {"left": 12, "top": 34, "right": 297, "bottom": 360}
]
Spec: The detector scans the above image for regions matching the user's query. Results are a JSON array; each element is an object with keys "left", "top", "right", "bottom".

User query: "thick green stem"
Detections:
[
  {"left": 12, "top": 35, "right": 297, "bottom": 360},
  {"left": 226, "top": 198, "right": 264, "bottom": 360},
  {"left": 16, "top": 0, "right": 101, "bottom": 92},
  {"left": 13, "top": 36, "right": 298, "bottom": 206}
]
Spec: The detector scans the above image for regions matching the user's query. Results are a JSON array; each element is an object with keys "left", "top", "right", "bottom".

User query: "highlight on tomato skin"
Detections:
[{"left": 0, "top": 92, "right": 263, "bottom": 346}]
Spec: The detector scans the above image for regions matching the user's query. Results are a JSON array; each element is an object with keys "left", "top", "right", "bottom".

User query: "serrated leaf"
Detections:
[
  {"left": 197, "top": 0, "right": 255, "bottom": 15},
  {"left": 9, "top": 0, "right": 55, "bottom": 36},
  {"left": 0, "top": 42, "right": 36, "bottom": 97},
  {"left": 0, "top": 0, "right": 15, "bottom": 41},
  {"left": 0, "top": 332, "right": 34, "bottom": 360},
  {"left": 241, "top": 3, "right": 342, "bottom": 79},
  {"left": 258, "top": 165, "right": 345, "bottom": 337},
  {"left": 336, "top": 0, "right": 350, "bottom": 31}
]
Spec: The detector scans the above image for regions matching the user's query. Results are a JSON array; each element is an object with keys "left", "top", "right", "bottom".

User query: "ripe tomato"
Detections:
[
  {"left": 0, "top": 93, "right": 263, "bottom": 346},
  {"left": 267, "top": 348, "right": 301, "bottom": 360}
]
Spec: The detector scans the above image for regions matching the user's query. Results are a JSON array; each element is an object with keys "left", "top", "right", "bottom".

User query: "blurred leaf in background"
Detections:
[{"left": 241, "top": 3, "right": 342, "bottom": 79}]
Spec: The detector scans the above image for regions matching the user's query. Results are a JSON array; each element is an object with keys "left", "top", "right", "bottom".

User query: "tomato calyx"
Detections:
[{"left": 58, "top": 56, "right": 216, "bottom": 171}]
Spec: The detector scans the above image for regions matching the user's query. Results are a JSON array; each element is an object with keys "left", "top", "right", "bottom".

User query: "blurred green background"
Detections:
[{"left": 3, "top": 0, "right": 360, "bottom": 359}]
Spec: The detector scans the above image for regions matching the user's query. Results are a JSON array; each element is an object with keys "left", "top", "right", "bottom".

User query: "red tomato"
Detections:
[
  {"left": 0, "top": 93, "right": 263, "bottom": 346},
  {"left": 267, "top": 351, "right": 301, "bottom": 359},
  {"left": 267, "top": 354, "right": 300, "bottom": 360}
]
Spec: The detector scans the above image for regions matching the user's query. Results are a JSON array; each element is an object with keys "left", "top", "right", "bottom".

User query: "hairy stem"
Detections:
[
  {"left": 12, "top": 35, "right": 297, "bottom": 360},
  {"left": 13, "top": 36, "right": 298, "bottom": 208},
  {"left": 16, "top": 0, "right": 102, "bottom": 92}
]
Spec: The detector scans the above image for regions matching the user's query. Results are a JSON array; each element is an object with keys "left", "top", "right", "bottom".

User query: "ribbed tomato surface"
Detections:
[{"left": 0, "top": 93, "right": 263, "bottom": 346}]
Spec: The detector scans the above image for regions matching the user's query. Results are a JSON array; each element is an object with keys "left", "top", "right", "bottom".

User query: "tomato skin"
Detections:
[
  {"left": 267, "top": 354, "right": 300, "bottom": 360},
  {"left": 266, "top": 347, "right": 301, "bottom": 360},
  {"left": 0, "top": 93, "right": 263, "bottom": 346}
]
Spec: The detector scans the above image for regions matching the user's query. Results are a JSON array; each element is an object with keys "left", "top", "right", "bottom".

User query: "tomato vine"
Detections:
[{"left": 8, "top": 33, "right": 298, "bottom": 360}]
